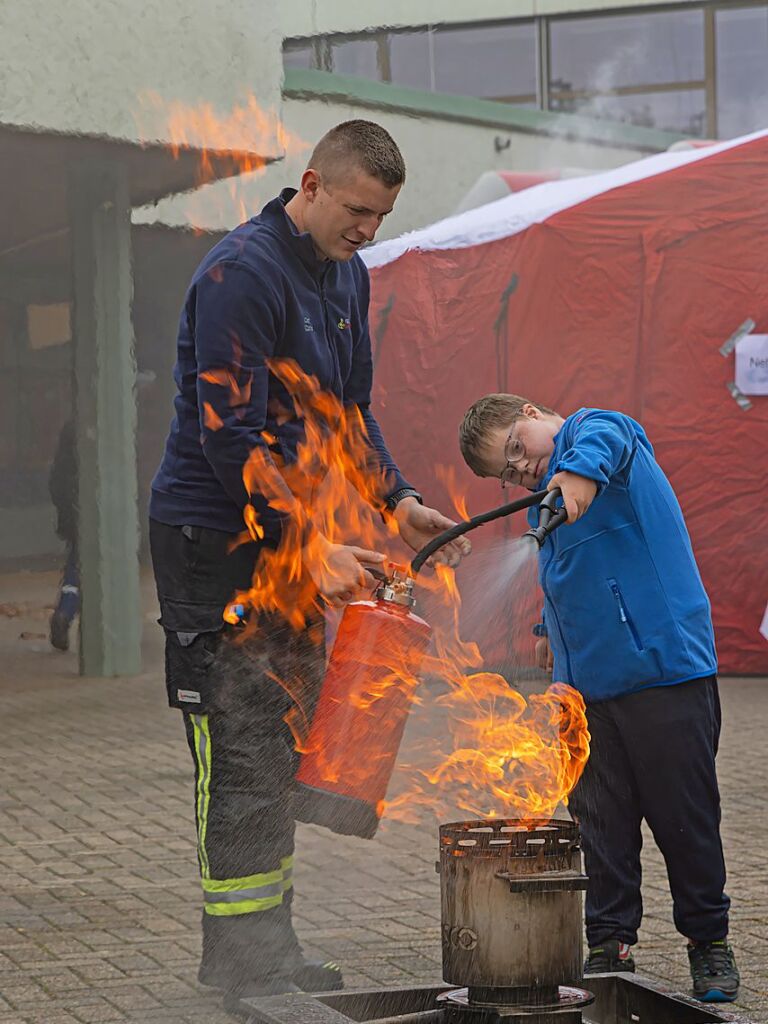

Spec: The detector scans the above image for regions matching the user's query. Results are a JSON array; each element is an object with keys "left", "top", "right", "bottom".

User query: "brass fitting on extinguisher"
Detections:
[{"left": 374, "top": 565, "right": 417, "bottom": 609}]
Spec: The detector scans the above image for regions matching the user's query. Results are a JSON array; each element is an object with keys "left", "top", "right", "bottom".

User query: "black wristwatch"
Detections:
[
  {"left": 385, "top": 487, "right": 423, "bottom": 511},
  {"left": 532, "top": 623, "right": 548, "bottom": 638}
]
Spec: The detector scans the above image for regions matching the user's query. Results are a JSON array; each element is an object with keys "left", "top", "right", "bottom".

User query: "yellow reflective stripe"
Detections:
[
  {"left": 202, "top": 857, "right": 294, "bottom": 910},
  {"left": 191, "top": 714, "right": 212, "bottom": 878},
  {"left": 202, "top": 870, "right": 283, "bottom": 894},
  {"left": 204, "top": 893, "right": 284, "bottom": 916},
  {"left": 281, "top": 855, "right": 294, "bottom": 892}
]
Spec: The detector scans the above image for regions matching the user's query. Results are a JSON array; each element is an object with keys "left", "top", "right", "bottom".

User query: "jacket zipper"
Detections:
[{"left": 608, "top": 579, "right": 644, "bottom": 652}]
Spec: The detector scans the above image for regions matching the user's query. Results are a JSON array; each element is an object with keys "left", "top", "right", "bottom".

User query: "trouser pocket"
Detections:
[{"left": 160, "top": 598, "right": 226, "bottom": 712}]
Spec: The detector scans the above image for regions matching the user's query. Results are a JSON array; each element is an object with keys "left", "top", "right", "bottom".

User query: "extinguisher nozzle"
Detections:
[{"left": 522, "top": 488, "right": 568, "bottom": 548}]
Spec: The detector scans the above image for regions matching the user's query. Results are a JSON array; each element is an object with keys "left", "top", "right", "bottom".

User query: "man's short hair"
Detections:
[
  {"left": 309, "top": 120, "right": 406, "bottom": 189},
  {"left": 459, "top": 393, "right": 556, "bottom": 476}
]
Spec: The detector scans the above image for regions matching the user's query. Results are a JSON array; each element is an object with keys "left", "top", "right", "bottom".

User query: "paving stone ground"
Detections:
[{"left": 0, "top": 567, "right": 766, "bottom": 1023}]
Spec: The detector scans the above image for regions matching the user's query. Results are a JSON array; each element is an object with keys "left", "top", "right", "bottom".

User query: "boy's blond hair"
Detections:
[{"left": 459, "top": 393, "right": 556, "bottom": 477}]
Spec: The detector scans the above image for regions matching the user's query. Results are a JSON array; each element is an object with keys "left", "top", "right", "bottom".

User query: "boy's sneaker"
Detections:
[
  {"left": 584, "top": 940, "right": 636, "bottom": 974},
  {"left": 688, "top": 940, "right": 740, "bottom": 1003}
]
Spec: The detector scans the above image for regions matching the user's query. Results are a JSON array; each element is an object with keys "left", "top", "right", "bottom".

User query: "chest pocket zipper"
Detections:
[{"left": 608, "top": 579, "right": 644, "bottom": 652}]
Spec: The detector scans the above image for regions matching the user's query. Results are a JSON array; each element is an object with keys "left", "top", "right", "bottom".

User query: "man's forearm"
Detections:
[{"left": 354, "top": 406, "right": 414, "bottom": 508}]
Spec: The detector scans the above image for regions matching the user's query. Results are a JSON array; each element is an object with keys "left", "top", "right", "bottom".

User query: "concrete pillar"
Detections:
[{"left": 69, "top": 162, "right": 141, "bottom": 677}]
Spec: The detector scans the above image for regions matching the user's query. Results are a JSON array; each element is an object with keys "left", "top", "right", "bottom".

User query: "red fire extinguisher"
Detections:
[{"left": 294, "top": 567, "right": 431, "bottom": 839}]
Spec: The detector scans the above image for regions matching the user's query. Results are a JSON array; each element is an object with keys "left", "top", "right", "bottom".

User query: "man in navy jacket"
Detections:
[
  {"left": 459, "top": 394, "right": 739, "bottom": 1005},
  {"left": 150, "top": 121, "right": 468, "bottom": 1010}
]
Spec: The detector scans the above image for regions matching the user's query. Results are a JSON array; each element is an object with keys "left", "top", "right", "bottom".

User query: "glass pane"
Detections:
[
  {"left": 332, "top": 38, "right": 380, "bottom": 79},
  {"left": 389, "top": 31, "right": 432, "bottom": 91},
  {"left": 716, "top": 7, "right": 768, "bottom": 138},
  {"left": 282, "top": 45, "right": 314, "bottom": 70},
  {"left": 433, "top": 22, "right": 537, "bottom": 99},
  {"left": 550, "top": 88, "right": 707, "bottom": 136},
  {"left": 550, "top": 10, "right": 704, "bottom": 93}
]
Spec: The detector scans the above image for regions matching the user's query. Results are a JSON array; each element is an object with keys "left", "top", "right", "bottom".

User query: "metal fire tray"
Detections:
[{"left": 240, "top": 975, "right": 756, "bottom": 1024}]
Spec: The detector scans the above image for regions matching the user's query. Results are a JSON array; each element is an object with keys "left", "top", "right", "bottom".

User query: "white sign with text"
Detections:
[{"left": 735, "top": 333, "right": 768, "bottom": 395}]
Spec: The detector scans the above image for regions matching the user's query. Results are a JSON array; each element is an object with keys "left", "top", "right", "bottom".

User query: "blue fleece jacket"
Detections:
[
  {"left": 529, "top": 409, "right": 717, "bottom": 702},
  {"left": 150, "top": 189, "right": 411, "bottom": 537}
]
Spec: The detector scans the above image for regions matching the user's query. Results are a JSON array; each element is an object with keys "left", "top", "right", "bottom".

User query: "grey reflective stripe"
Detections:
[{"left": 203, "top": 881, "right": 285, "bottom": 904}]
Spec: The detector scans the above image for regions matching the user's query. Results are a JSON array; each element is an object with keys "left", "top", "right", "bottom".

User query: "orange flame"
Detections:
[
  {"left": 217, "top": 360, "right": 589, "bottom": 822},
  {"left": 435, "top": 464, "right": 471, "bottom": 523},
  {"left": 135, "top": 92, "right": 310, "bottom": 227}
]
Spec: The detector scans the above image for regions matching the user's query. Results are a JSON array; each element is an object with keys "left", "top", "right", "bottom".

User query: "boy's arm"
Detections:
[{"left": 548, "top": 410, "right": 639, "bottom": 522}]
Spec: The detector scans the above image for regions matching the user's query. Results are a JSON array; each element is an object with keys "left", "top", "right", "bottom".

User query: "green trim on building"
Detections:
[{"left": 283, "top": 68, "right": 687, "bottom": 152}]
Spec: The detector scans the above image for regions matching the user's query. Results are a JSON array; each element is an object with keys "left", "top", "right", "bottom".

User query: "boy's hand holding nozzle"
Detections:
[{"left": 548, "top": 470, "right": 598, "bottom": 523}]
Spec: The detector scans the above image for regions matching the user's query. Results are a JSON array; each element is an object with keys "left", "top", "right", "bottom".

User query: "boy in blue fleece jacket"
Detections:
[{"left": 459, "top": 393, "right": 739, "bottom": 1004}]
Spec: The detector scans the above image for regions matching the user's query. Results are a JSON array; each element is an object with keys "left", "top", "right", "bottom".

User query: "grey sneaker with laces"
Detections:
[
  {"left": 688, "top": 940, "right": 740, "bottom": 1003},
  {"left": 584, "top": 939, "right": 636, "bottom": 975}
]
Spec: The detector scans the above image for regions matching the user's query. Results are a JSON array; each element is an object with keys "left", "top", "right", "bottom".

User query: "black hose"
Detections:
[{"left": 409, "top": 489, "right": 549, "bottom": 576}]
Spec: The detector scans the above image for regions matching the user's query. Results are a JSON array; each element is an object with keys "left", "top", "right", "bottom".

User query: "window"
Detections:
[
  {"left": 331, "top": 38, "right": 381, "bottom": 78},
  {"left": 716, "top": 6, "right": 768, "bottom": 138},
  {"left": 549, "top": 9, "right": 706, "bottom": 134},
  {"left": 552, "top": 89, "right": 706, "bottom": 135},
  {"left": 432, "top": 22, "right": 537, "bottom": 101},
  {"left": 389, "top": 31, "right": 432, "bottom": 91},
  {"left": 282, "top": 43, "right": 315, "bottom": 70}
]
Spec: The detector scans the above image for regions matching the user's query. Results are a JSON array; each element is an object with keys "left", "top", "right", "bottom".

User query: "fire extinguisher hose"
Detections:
[{"left": 410, "top": 487, "right": 563, "bottom": 575}]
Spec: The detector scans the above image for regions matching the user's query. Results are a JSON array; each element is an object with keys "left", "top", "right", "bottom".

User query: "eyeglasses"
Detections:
[{"left": 500, "top": 426, "right": 527, "bottom": 489}]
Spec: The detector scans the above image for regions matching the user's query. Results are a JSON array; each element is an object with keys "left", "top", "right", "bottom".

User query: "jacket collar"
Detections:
[{"left": 259, "top": 188, "right": 330, "bottom": 276}]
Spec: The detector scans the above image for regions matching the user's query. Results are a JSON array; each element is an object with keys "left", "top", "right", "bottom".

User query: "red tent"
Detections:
[{"left": 364, "top": 131, "right": 768, "bottom": 675}]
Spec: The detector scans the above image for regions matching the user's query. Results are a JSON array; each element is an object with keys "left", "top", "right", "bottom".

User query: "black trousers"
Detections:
[
  {"left": 149, "top": 519, "right": 325, "bottom": 991},
  {"left": 568, "top": 676, "right": 730, "bottom": 948}
]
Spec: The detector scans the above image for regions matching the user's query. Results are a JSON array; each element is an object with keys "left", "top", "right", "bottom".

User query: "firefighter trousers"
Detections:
[{"left": 149, "top": 518, "right": 325, "bottom": 991}]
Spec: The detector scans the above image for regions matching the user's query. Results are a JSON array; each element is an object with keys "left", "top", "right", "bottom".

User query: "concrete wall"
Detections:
[
  {"left": 282, "top": 0, "right": 698, "bottom": 36},
  {"left": 134, "top": 72, "right": 679, "bottom": 240},
  {"left": 0, "top": 0, "right": 283, "bottom": 152}
]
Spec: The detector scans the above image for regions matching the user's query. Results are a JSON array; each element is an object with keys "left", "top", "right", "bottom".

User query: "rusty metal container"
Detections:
[{"left": 438, "top": 819, "right": 587, "bottom": 1002}]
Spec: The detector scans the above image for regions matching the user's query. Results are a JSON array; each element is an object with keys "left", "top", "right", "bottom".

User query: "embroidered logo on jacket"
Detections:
[
  {"left": 337, "top": 317, "right": 351, "bottom": 330},
  {"left": 303, "top": 316, "right": 314, "bottom": 332}
]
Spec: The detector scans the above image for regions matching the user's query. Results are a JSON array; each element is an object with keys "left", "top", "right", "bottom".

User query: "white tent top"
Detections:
[{"left": 361, "top": 129, "right": 768, "bottom": 272}]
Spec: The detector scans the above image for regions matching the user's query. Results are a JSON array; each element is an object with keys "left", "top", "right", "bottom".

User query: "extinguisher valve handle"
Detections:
[{"left": 375, "top": 567, "right": 417, "bottom": 609}]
